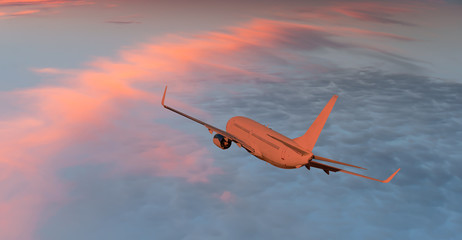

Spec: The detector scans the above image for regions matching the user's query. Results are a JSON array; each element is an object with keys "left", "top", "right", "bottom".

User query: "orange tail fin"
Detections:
[{"left": 293, "top": 95, "right": 338, "bottom": 151}]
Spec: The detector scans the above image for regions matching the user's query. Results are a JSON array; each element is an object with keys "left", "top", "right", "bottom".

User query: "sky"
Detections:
[{"left": 1, "top": 0, "right": 461, "bottom": 239}]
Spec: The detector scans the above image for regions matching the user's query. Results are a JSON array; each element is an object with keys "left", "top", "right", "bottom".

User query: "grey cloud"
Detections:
[
  {"left": 341, "top": 9, "right": 417, "bottom": 26},
  {"left": 42, "top": 66, "right": 460, "bottom": 240},
  {"left": 53, "top": 67, "right": 459, "bottom": 240},
  {"left": 106, "top": 20, "right": 141, "bottom": 24},
  {"left": 195, "top": 68, "right": 462, "bottom": 239},
  {"left": 266, "top": 24, "right": 350, "bottom": 51},
  {"left": 36, "top": 10, "right": 461, "bottom": 240}
]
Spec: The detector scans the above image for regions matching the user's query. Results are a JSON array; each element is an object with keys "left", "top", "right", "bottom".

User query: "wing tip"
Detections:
[
  {"left": 339, "top": 167, "right": 401, "bottom": 183},
  {"left": 161, "top": 85, "right": 167, "bottom": 106},
  {"left": 382, "top": 168, "right": 401, "bottom": 183}
]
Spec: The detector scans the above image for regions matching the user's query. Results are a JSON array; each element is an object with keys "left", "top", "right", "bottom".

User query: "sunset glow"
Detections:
[{"left": 1, "top": 1, "right": 461, "bottom": 239}]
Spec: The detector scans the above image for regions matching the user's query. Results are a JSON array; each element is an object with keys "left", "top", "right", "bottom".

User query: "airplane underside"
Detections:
[
  {"left": 257, "top": 155, "right": 300, "bottom": 169},
  {"left": 265, "top": 160, "right": 297, "bottom": 169}
]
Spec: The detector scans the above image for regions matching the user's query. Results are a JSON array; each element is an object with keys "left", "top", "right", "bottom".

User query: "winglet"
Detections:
[
  {"left": 339, "top": 168, "right": 401, "bottom": 183},
  {"left": 382, "top": 168, "right": 401, "bottom": 183},
  {"left": 161, "top": 86, "right": 167, "bottom": 107}
]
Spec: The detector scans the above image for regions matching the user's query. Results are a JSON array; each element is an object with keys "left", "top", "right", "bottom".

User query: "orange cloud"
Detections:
[
  {"left": 30, "top": 67, "right": 68, "bottom": 74},
  {"left": 0, "top": 8, "right": 419, "bottom": 238},
  {"left": 219, "top": 191, "right": 236, "bottom": 203},
  {"left": 0, "top": 9, "right": 39, "bottom": 17},
  {"left": 1, "top": 17, "right": 305, "bottom": 240},
  {"left": 0, "top": 0, "right": 93, "bottom": 7},
  {"left": 0, "top": 0, "right": 94, "bottom": 19},
  {"left": 7, "top": 9, "right": 38, "bottom": 15}
]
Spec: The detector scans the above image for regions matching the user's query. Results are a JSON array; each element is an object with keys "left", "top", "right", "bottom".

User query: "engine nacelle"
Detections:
[{"left": 213, "top": 134, "right": 232, "bottom": 150}]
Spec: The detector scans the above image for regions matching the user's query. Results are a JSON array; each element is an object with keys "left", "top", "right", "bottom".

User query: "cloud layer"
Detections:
[{"left": 1, "top": 1, "right": 461, "bottom": 240}]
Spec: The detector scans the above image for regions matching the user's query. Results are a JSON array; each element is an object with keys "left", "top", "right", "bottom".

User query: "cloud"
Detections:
[
  {"left": 105, "top": 14, "right": 143, "bottom": 24},
  {"left": 275, "top": 1, "right": 418, "bottom": 26},
  {"left": 6, "top": 8, "right": 37, "bottom": 15},
  {"left": 0, "top": 0, "right": 93, "bottom": 19},
  {"left": 0, "top": 0, "right": 93, "bottom": 7},
  {"left": 106, "top": 20, "right": 141, "bottom": 24},
  {"left": 334, "top": 8, "right": 416, "bottom": 26},
  {"left": 3, "top": 17, "right": 350, "bottom": 240},
  {"left": 198, "top": 68, "right": 462, "bottom": 240},
  {"left": 2, "top": 3, "right": 458, "bottom": 239},
  {"left": 326, "top": 26, "right": 416, "bottom": 41},
  {"left": 218, "top": 191, "right": 236, "bottom": 203},
  {"left": 0, "top": 8, "right": 38, "bottom": 17},
  {"left": 30, "top": 67, "right": 73, "bottom": 75}
]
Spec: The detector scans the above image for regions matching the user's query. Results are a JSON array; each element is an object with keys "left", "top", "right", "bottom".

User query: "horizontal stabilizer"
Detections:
[
  {"left": 309, "top": 160, "right": 341, "bottom": 174},
  {"left": 313, "top": 155, "right": 366, "bottom": 170}
]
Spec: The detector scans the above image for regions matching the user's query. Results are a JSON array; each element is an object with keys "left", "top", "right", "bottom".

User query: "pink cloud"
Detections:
[
  {"left": 0, "top": 0, "right": 94, "bottom": 7},
  {"left": 2, "top": 17, "right": 318, "bottom": 239},
  {"left": 0, "top": 0, "right": 94, "bottom": 19},
  {"left": 0, "top": 9, "right": 39, "bottom": 17},
  {"left": 30, "top": 67, "right": 74, "bottom": 75},
  {"left": 7, "top": 9, "right": 38, "bottom": 15},
  {"left": 0, "top": 7, "right": 421, "bottom": 238},
  {"left": 219, "top": 191, "right": 236, "bottom": 203},
  {"left": 116, "top": 138, "right": 223, "bottom": 183}
]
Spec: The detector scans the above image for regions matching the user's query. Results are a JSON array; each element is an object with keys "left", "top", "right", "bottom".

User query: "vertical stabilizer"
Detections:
[{"left": 293, "top": 95, "right": 338, "bottom": 151}]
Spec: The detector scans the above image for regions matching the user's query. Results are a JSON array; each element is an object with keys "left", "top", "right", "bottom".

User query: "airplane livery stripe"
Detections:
[
  {"left": 234, "top": 123, "right": 250, "bottom": 133},
  {"left": 251, "top": 133, "right": 280, "bottom": 150}
]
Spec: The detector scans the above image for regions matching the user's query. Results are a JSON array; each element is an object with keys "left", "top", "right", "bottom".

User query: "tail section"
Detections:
[{"left": 293, "top": 95, "right": 338, "bottom": 151}]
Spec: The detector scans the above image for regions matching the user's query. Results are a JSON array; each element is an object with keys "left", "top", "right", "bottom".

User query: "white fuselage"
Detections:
[
  {"left": 226, "top": 116, "right": 312, "bottom": 169},
  {"left": 162, "top": 86, "right": 400, "bottom": 183}
]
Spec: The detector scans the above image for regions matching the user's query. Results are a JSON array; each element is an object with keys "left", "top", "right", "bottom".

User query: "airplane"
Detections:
[{"left": 161, "top": 86, "right": 400, "bottom": 183}]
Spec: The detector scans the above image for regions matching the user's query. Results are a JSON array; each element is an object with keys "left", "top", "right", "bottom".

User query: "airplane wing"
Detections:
[
  {"left": 307, "top": 160, "right": 400, "bottom": 183},
  {"left": 161, "top": 86, "right": 255, "bottom": 153}
]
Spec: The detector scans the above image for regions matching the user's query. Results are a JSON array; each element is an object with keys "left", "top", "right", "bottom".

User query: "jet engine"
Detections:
[{"left": 213, "top": 134, "right": 232, "bottom": 149}]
